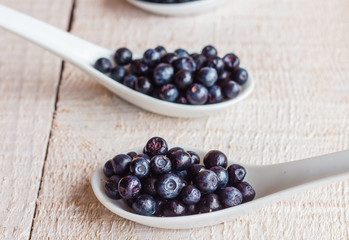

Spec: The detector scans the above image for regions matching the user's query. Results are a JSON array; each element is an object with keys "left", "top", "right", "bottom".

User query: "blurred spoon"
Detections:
[
  {"left": 126, "top": 0, "right": 230, "bottom": 16},
  {"left": 0, "top": 4, "right": 253, "bottom": 118},
  {"left": 91, "top": 146, "right": 349, "bottom": 229}
]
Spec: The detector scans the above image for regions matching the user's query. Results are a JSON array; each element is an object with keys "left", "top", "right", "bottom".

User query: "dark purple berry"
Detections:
[
  {"left": 196, "top": 67, "right": 218, "bottom": 88},
  {"left": 192, "top": 54, "right": 207, "bottom": 70},
  {"left": 180, "top": 185, "right": 201, "bottom": 205},
  {"left": 154, "top": 198, "right": 167, "bottom": 216},
  {"left": 203, "top": 150, "right": 228, "bottom": 169},
  {"left": 144, "top": 137, "right": 168, "bottom": 157},
  {"left": 129, "top": 157, "right": 150, "bottom": 179},
  {"left": 104, "top": 154, "right": 132, "bottom": 177},
  {"left": 205, "top": 56, "right": 225, "bottom": 74},
  {"left": 227, "top": 164, "right": 246, "bottom": 184},
  {"left": 195, "top": 170, "right": 219, "bottom": 194},
  {"left": 210, "top": 166, "right": 228, "bottom": 189},
  {"left": 188, "top": 164, "right": 205, "bottom": 180},
  {"left": 174, "top": 169, "right": 189, "bottom": 182},
  {"left": 219, "top": 70, "right": 231, "bottom": 80},
  {"left": 173, "top": 57, "right": 196, "bottom": 73},
  {"left": 219, "top": 187, "right": 243, "bottom": 207},
  {"left": 198, "top": 193, "right": 222, "bottom": 213},
  {"left": 143, "top": 49, "right": 161, "bottom": 67},
  {"left": 123, "top": 74, "right": 137, "bottom": 89},
  {"left": 222, "top": 80, "right": 242, "bottom": 99},
  {"left": 155, "top": 46, "right": 167, "bottom": 57},
  {"left": 94, "top": 57, "right": 112, "bottom": 73},
  {"left": 175, "top": 96, "right": 188, "bottom": 104},
  {"left": 155, "top": 173, "right": 183, "bottom": 199},
  {"left": 234, "top": 182, "right": 255, "bottom": 203},
  {"left": 161, "top": 53, "right": 179, "bottom": 64},
  {"left": 187, "top": 151, "right": 200, "bottom": 164},
  {"left": 187, "top": 204, "right": 198, "bottom": 215},
  {"left": 150, "top": 155, "right": 172, "bottom": 175},
  {"left": 110, "top": 66, "right": 127, "bottom": 82},
  {"left": 168, "top": 150, "right": 192, "bottom": 171},
  {"left": 174, "top": 48, "right": 190, "bottom": 58},
  {"left": 135, "top": 76, "right": 153, "bottom": 94},
  {"left": 127, "top": 151, "right": 138, "bottom": 159},
  {"left": 186, "top": 83, "right": 208, "bottom": 105},
  {"left": 132, "top": 194, "right": 156, "bottom": 216},
  {"left": 163, "top": 199, "right": 187, "bottom": 216},
  {"left": 130, "top": 59, "right": 149, "bottom": 76},
  {"left": 142, "top": 177, "right": 158, "bottom": 196},
  {"left": 202, "top": 45, "right": 217, "bottom": 58},
  {"left": 118, "top": 175, "right": 142, "bottom": 200},
  {"left": 231, "top": 68, "right": 248, "bottom": 85},
  {"left": 167, "top": 147, "right": 184, "bottom": 158},
  {"left": 159, "top": 84, "right": 179, "bottom": 102},
  {"left": 153, "top": 63, "right": 174, "bottom": 85},
  {"left": 208, "top": 85, "right": 224, "bottom": 104},
  {"left": 114, "top": 48, "right": 133, "bottom": 66},
  {"left": 104, "top": 175, "right": 122, "bottom": 200},
  {"left": 174, "top": 69, "right": 193, "bottom": 90},
  {"left": 138, "top": 153, "right": 151, "bottom": 161},
  {"left": 223, "top": 53, "right": 240, "bottom": 71}
]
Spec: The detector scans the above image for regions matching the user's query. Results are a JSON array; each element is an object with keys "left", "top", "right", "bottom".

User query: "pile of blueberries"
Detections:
[
  {"left": 94, "top": 45, "right": 248, "bottom": 105},
  {"left": 103, "top": 137, "right": 255, "bottom": 216},
  {"left": 141, "top": 0, "right": 196, "bottom": 3}
]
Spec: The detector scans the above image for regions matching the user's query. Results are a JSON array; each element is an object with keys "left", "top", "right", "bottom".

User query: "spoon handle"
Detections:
[
  {"left": 0, "top": 4, "right": 111, "bottom": 65},
  {"left": 250, "top": 150, "right": 349, "bottom": 198}
]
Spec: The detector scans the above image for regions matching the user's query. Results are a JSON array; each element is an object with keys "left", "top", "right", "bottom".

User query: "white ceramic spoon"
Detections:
[
  {"left": 126, "top": 0, "right": 230, "bottom": 16},
  {"left": 91, "top": 146, "right": 349, "bottom": 229},
  {"left": 0, "top": 5, "right": 254, "bottom": 118}
]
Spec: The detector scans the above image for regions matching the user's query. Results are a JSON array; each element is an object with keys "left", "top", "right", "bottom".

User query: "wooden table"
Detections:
[{"left": 1, "top": 0, "right": 348, "bottom": 239}]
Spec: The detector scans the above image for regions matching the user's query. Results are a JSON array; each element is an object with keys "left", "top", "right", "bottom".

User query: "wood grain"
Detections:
[
  {"left": 1, "top": 0, "right": 349, "bottom": 239},
  {"left": 0, "top": 1, "right": 73, "bottom": 239}
]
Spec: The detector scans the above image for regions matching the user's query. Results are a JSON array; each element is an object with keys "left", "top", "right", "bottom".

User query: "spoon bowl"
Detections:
[
  {"left": 91, "top": 146, "right": 349, "bottom": 229},
  {"left": 0, "top": 4, "right": 254, "bottom": 118},
  {"left": 126, "top": 0, "right": 230, "bottom": 16}
]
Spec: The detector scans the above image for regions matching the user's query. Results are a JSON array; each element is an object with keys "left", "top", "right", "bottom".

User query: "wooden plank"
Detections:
[
  {"left": 31, "top": 0, "right": 349, "bottom": 239},
  {"left": 0, "top": 1, "right": 73, "bottom": 239}
]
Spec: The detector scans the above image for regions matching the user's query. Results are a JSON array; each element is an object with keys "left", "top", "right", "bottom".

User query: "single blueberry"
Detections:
[
  {"left": 161, "top": 53, "right": 179, "bottom": 64},
  {"left": 104, "top": 175, "right": 122, "bottom": 200},
  {"left": 129, "top": 157, "right": 150, "bottom": 179},
  {"left": 219, "top": 186, "right": 243, "bottom": 207},
  {"left": 222, "top": 80, "right": 242, "bottom": 99},
  {"left": 195, "top": 170, "right": 219, "bottom": 194},
  {"left": 150, "top": 155, "right": 172, "bottom": 175},
  {"left": 234, "top": 181, "right": 256, "bottom": 203},
  {"left": 192, "top": 54, "right": 207, "bottom": 70},
  {"left": 173, "top": 169, "right": 189, "bottom": 182},
  {"left": 219, "top": 70, "right": 231, "bottom": 81},
  {"left": 201, "top": 45, "right": 217, "bottom": 58},
  {"left": 135, "top": 76, "right": 153, "bottom": 94},
  {"left": 203, "top": 150, "right": 228, "bottom": 168},
  {"left": 162, "top": 199, "right": 187, "bottom": 216},
  {"left": 110, "top": 65, "right": 127, "bottom": 82},
  {"left": 174, "top": 69, "right": 193, "bottom": 90},
  {"left": 144, "top": 137, "right": 168, "bottom": 157},
  {"left": 172, "top": 57, "right": 196, "bottom": 73},
  {"left": 94, "top": 57, "right": 112, "bottom": 73},
  {"left": 118, "top": 175, "right": 142, "bottom": 200},
  {"left": 223, "top": 53, "right": 240, "bottom": 71},
  {"left": 198, "top": 193, "right": 222, "bottom": 213},
  {"left": 227, "top": 164, "right": 246, "bottom": 184},
  {"left": 207, "top": 85, "right": 224, "bottom": 104},
  {"left": 186, "top": 83, "right": 208, "bottom": 105},
  {"left": 132, "top": 194, "right": 156, "bottom": 216},
  {"left": 166, "top": 147, "right": 184, "bottom": 158},
  {"left": 180, "top": 185, "right": 201, "bottom": 205},
  {"left": 168, "top": 150, "right": 192, "bottom": 171},
  {"left": 187, "top": 151, "right": 200, "bottom": 164},
  {"left": 155, "top": 173, "right": 183, "bottom": 199},
  {"left": 103, "top": 154, "right": 132, "bottom": 177},
  {"left": 159, "top": 84, "right": 179, "bottom": 102},
  {"left": 143, "top": 49, "right": 161, "bottom": 67},
  {"left": 196, "top": 67, "right": 218, "bottom": 88},
  {"left": 153, "top": 63, "right": 174, "bottom": 85},
  {"left": 210, "top": 166, "right": 229, "bottom": 189},
  {"left": 123, "top": 74, "right": 137, "bottom": 89},
  {"left": 130, "top": 59, "right": 150, "bottom": 76},
  {"left": 114, "top": 48, "right": 133, "bottom": 66},
  {"left": 155, "top": 45, "right": 167, "bottom": 57},
  {"left": 231, "top": 68, "right": 248, "bottom": 85},
  {"left": 174, "top": 48, "right": 190, "bottom": 58},
  {"left": 188, "top": 164, "right": 205, "bottom": 182},
  {"left": 205, "top": 56, "right": 225, "bottom": 74},
  {"left": 127, "top": 151, "right": 138, "bottom": 159}
]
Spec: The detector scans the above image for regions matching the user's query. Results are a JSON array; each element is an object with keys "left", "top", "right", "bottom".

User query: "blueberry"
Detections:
[
  {"left": 162, "top": 199, "right": 187, "bottom": 216},
  {"left": 210, "top": 166, "right": 228, "bottom": 189},
  {"left": 130, "top": 59, "right": 150, "bottom": 76},
  {"left": 227, "top": 164, "right": 246, "bottom": 184},
  {"left": 129, "top": 157, "right": 150, "bottom": 179},
  {"left": 132, "top": 194, "right": 156, "bottom": 216},
  {"left": 196, "top": 67, "right": 218, "bottom": 88},
  {"left": 114, "top": 48, "right": 133, "bottom": 66},
  {"left": 104, "top": 154, "right": 132, "bottom": 177},
  {"left": 175, "top": 96, "right": 188, "bottom": 104},
  {"left": 172, "top": 57, "right": 196, "bottom": 73},
  {"left": 118, "top": 175, "right": 142, "bottom": 200},
  {"left": 155, "top": 173, "right": 183, "bottom": 199},
  {"left": 201, "top": 45, "right": 217, "bottom": 58},
  {"left": 167, "top": 147, "right": 184, "bottom": 158},
  {"left": 186, "top": 83, "right": 208, "bottom": 105},
  {"left": 153, "top": 63, "right": 174, "bottom": 85},
  {"left": 198, "top": 193, "right": 222, "bottom": 213},
  {"left": 223, "top": 53, "right": 240, "bottom": 71},
  {"left": 222, "top": 80, "right": 242, "bottom": 99},
  {"left": 219, "top": 187, "right": 243, "bottom": 207},
  {"left": 174, "top": 48, "right": 190, "bottom": 58},
  {"left": 142, "top": 177, "right": 158, "bottom": 196},
  {"left": 104, "top": 175, "right": 122, "bottom": 200},
  {"left": 150, "top": 155, "right": 172, "bottom": 175},
  {"left": 110, "top": 65, "right": 127, "bottom": 82},
  {"left": 168, "top": 150, "right": 192, "bottom": 171},
  {"left": 143, "top": 49, "right": 161, "bottom": 67},
  {"left": 192, "top": 54, "right": 207, "bottom": 70},
  {"left": 231, "top": 68, "right": 248, "bottom": 85},
  {"left": 135, "top": 76, "right": 153, "bottom": 94},
  {"left": 180, "top": 185, "right": 201, "bottom": 205},
  {"left": 174, "top": 169, "right": 189, "bottom": 182},
  {"left": 174, "top": 69, "right": 193, "bottom": 90},
  {"left": 159, "top": 84, "right": 179, "bottom": 102},
  {"left": 161, "top": 53, "right": 179, "bottom": 64},
  {"left": 208, "top": 85, "right": 224, "bottom": 104},
  {"left": 154, "top": 198, "right": 167, "bottom": 216},
  {"left": 123, "top": 74, "right": 137, "bottom": 89},
  {"left": 234, "top": 182, "right": 255, "bottom": 203},
  {"left": 187, "top": 151, "right": 200, "bottom": 164},
  {"left": 138, "top": 153, "right": 151, "bottom": 162},
  {"left": 205, "top": 56, "right": 225, "bottom": 74},
  {"left": 188, "top": 164, "right": 205, "bottom": 181},
  {"left": 218, "top": 70, "right": 231, "bottom": 81},
  {"left": 144, "top": 137, "right": 168, "bottom": 157},
  {"left": 155, "top": 45, "right": 167, "bottom": 57},
  {"left": 94, "top": 57, "right": 112, "bottom": 73},
  {"left": 203, "top": 150, "right": 228, "bottom": 169},
  {"left": 187, "top": 204, "right": 198, "bottom": 215},
  {"left": 195, "top": 170, "right": 219, "bottom": 194},
  {"left": 127, "top": 151, "right": 138, "bottom": 159}
]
